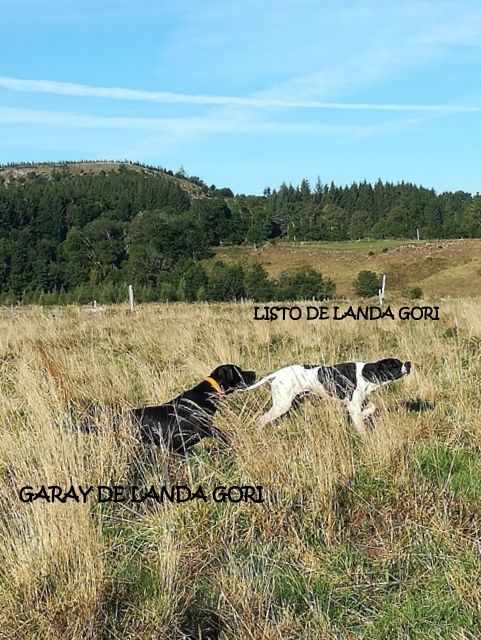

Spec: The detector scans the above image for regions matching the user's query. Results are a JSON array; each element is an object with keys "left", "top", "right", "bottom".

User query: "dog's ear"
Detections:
[
  {"left": 362, "top": 362, "right": 381, "bottom": 383},
  {"left": 381, "top": 358, "right": 401, "bottom": 371},
  {"left": 231, "top": 365, "right": 256, "bottom": 389},
  {"left": 210, "top": 364, "right": 256, "bottom": 392},
  {"left": 210, "top": 364, "right": 235, "bottom": 388},
  {"left": 377, "top": 358, "right": 404, "bottom": 380},
  {"left": 363, "top": 358, "right": 400, "bottom": 383}
]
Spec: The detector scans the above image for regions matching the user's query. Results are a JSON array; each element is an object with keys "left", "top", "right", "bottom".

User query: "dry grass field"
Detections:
[
  {"left": 215, "top": 239, "right": 481, "bottom": 298},
  {"left": 1, "top": 300, "right": 481, "bottom": 639}
]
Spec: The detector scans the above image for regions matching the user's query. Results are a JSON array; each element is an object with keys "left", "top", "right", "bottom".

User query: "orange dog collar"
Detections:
[{"left": 204, "top": 376, "right": 225, "bottom": 398}]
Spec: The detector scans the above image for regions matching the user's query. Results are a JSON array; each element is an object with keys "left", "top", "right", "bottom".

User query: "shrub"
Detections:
[
  {"left": 206, "top": 261, "right": 246, "bottom": 301},
  {"left": 275, "top": 266, "right": 336, "bottom": 301},
  {"left": 177, "top": 264, "right": 208, "bottom": 302},
  {"left": 409, "top": 286, "right": 423, "bottom": 300},
  {"left": 353, "top": 270, "right": 381, "bottom": 297},
  {"left": 244, "top": 263, "right": 274, "bottom": 302}
]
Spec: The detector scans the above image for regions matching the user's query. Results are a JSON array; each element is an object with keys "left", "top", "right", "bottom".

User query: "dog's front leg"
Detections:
[
  {"left": 347, "top": 391, "right": 367, "bottom": 435},
  {"left": 361, "top": 401, "right": 376, "bottom": 418}
]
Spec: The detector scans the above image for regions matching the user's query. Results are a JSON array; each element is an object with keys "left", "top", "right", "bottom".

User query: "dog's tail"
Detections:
[
  {"left": 61, "top": 402, "right": 122, "bottom": 435},
  {"left": 64, "top": 418, "right": 101, "bottom": 434},
  {"left": 242, "top": 372, "right": 277, "bottom": 391}
]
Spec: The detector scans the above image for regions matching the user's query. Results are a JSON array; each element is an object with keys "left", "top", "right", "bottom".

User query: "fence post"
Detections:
[
  {"left": 378, "top": 273, "right": 387, "bottom": 305},
  {"left": 128, "top": 285, "right": 134, "bottom": 312}
]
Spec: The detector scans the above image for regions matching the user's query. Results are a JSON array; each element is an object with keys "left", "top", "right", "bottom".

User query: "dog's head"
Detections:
[
  {"left": 363, "top": 358, "right": 411, "bottom": 384},
  {"left": 209, "top": 364, "right": 256, "bottom": 394}
]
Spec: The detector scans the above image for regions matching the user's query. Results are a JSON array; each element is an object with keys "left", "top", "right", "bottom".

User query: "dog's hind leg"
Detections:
[
  {"left": 258, "top": 385, "right": 296, "bottom": 427},
  {"left": 211, "top": 426, "right": 231, "bottom": 449}
]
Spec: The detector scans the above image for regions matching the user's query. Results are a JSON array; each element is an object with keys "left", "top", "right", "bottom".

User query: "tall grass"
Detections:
[{"left": 0, "top": 300, "right": 480, "bottom": 639}]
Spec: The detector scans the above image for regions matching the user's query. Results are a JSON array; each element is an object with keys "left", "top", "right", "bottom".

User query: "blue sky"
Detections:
[{"left": 1, "top": 0, "right": 481, "bottom": 195}]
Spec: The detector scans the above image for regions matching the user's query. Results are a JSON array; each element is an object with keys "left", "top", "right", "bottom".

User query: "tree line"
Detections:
[
  {"left": 0, "top": 164, "right": 479, "bottom": 303},
  {"left": 23, "top": 262, "right": 335, "bottom": 306}
]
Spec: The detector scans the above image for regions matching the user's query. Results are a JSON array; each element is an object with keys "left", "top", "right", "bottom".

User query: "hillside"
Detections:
[
  {"left": 0, "top": 160, "right": 209, "bottom": 198},
  {"left": 215, "top": 239, "right": 481, "bottom": 298},
  {"left": 1, "top": 160, "right": 481, "bottom": 303}
]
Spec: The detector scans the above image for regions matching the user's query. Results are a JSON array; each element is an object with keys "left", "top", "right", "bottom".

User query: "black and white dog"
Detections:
[
  {"left": 245, "top": 358, "right": 411, "bottom": 433},
  {"left": 71, "top": 364, "right": 256, "bottom": 455}
]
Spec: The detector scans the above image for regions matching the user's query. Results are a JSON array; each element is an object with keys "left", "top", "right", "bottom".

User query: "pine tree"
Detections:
[{"left": 245, "top": 263, "right": 273, "bottom": 301}]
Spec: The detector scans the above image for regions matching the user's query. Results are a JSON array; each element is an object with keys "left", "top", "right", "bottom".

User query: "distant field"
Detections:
[
  {"left": 1, "top": 300, "right": 481, "bottom": 638},
  {"left": 277, "top": 239, "right": 409, "bottom": 250},
  {"left": 215, "top": 238, "right": 481, "bottom": 298}
]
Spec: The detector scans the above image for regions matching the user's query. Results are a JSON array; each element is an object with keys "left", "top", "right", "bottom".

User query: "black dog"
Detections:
[{"left": 129, "top": 364, "right": 256, "bottom": 454}]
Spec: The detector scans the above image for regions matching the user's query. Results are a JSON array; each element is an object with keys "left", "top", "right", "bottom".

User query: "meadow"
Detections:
[
  {"left": 215, "top": 238, "right": 481, "bottom": 298},
  {"left": 1, "top": 299, "right": 481, "bottom": 639}
]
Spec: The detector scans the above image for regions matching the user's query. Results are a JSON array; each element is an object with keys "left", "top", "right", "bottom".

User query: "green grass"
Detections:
[
  {"left": 415, "top": 443, "right": 481, "bottom": 503},
  {"left": 276, "top": 238, "right": 417, "bottom": 250}
]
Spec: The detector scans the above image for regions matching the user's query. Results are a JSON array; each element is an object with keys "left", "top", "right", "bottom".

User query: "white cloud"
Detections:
[
  {"left": 1, "top": 75, "right": 480, "bottom": 113},
  {"left": 0, "top": 105, "right": 392, "bottom": 136},
  {"left": 251, "top": 2, "right": 481, "bottom": 103}
]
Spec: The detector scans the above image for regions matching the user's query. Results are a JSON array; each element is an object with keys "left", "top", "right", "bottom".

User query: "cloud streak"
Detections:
[
  {"left": 0, "top": 105, "right": 395, "bottom": 138},
  {"left": 1, "top": 75, "right": 481, "bottom": 113}
]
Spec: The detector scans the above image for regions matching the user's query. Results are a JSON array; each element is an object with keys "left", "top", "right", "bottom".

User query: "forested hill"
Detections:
[
  {"left": 0, "top": 161, "right": 236, "bottom": 302},
  {"left": 0, "top": 160, "right": 480, "bottom": 304},
  {"left": 0, "top": 160, "right": 218, "bottom": 199}
]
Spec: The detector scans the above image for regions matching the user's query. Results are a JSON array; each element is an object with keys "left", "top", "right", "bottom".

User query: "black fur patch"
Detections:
[
  {"left": 362, "top": 358, "right": 404, "bottom": 384},
  {"left": 69, "top": 364, "right": 256, "bottom": 456},
  {"left": 210, "top": 364, "right": 256, "bottom": 393},
  {"left": 317, "top": 363, "right": 357, "bottom": 400}
]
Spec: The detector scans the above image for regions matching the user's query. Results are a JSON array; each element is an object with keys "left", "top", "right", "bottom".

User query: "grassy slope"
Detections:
[
  {"left": 1, "top": 300, "right": 481, "bottom": 638},
  {"left": 215, "top": 239, "right": 481, "bottom": 298},
  {"left": 0, "top": 160, "right": 207, "bottom": 198}
]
